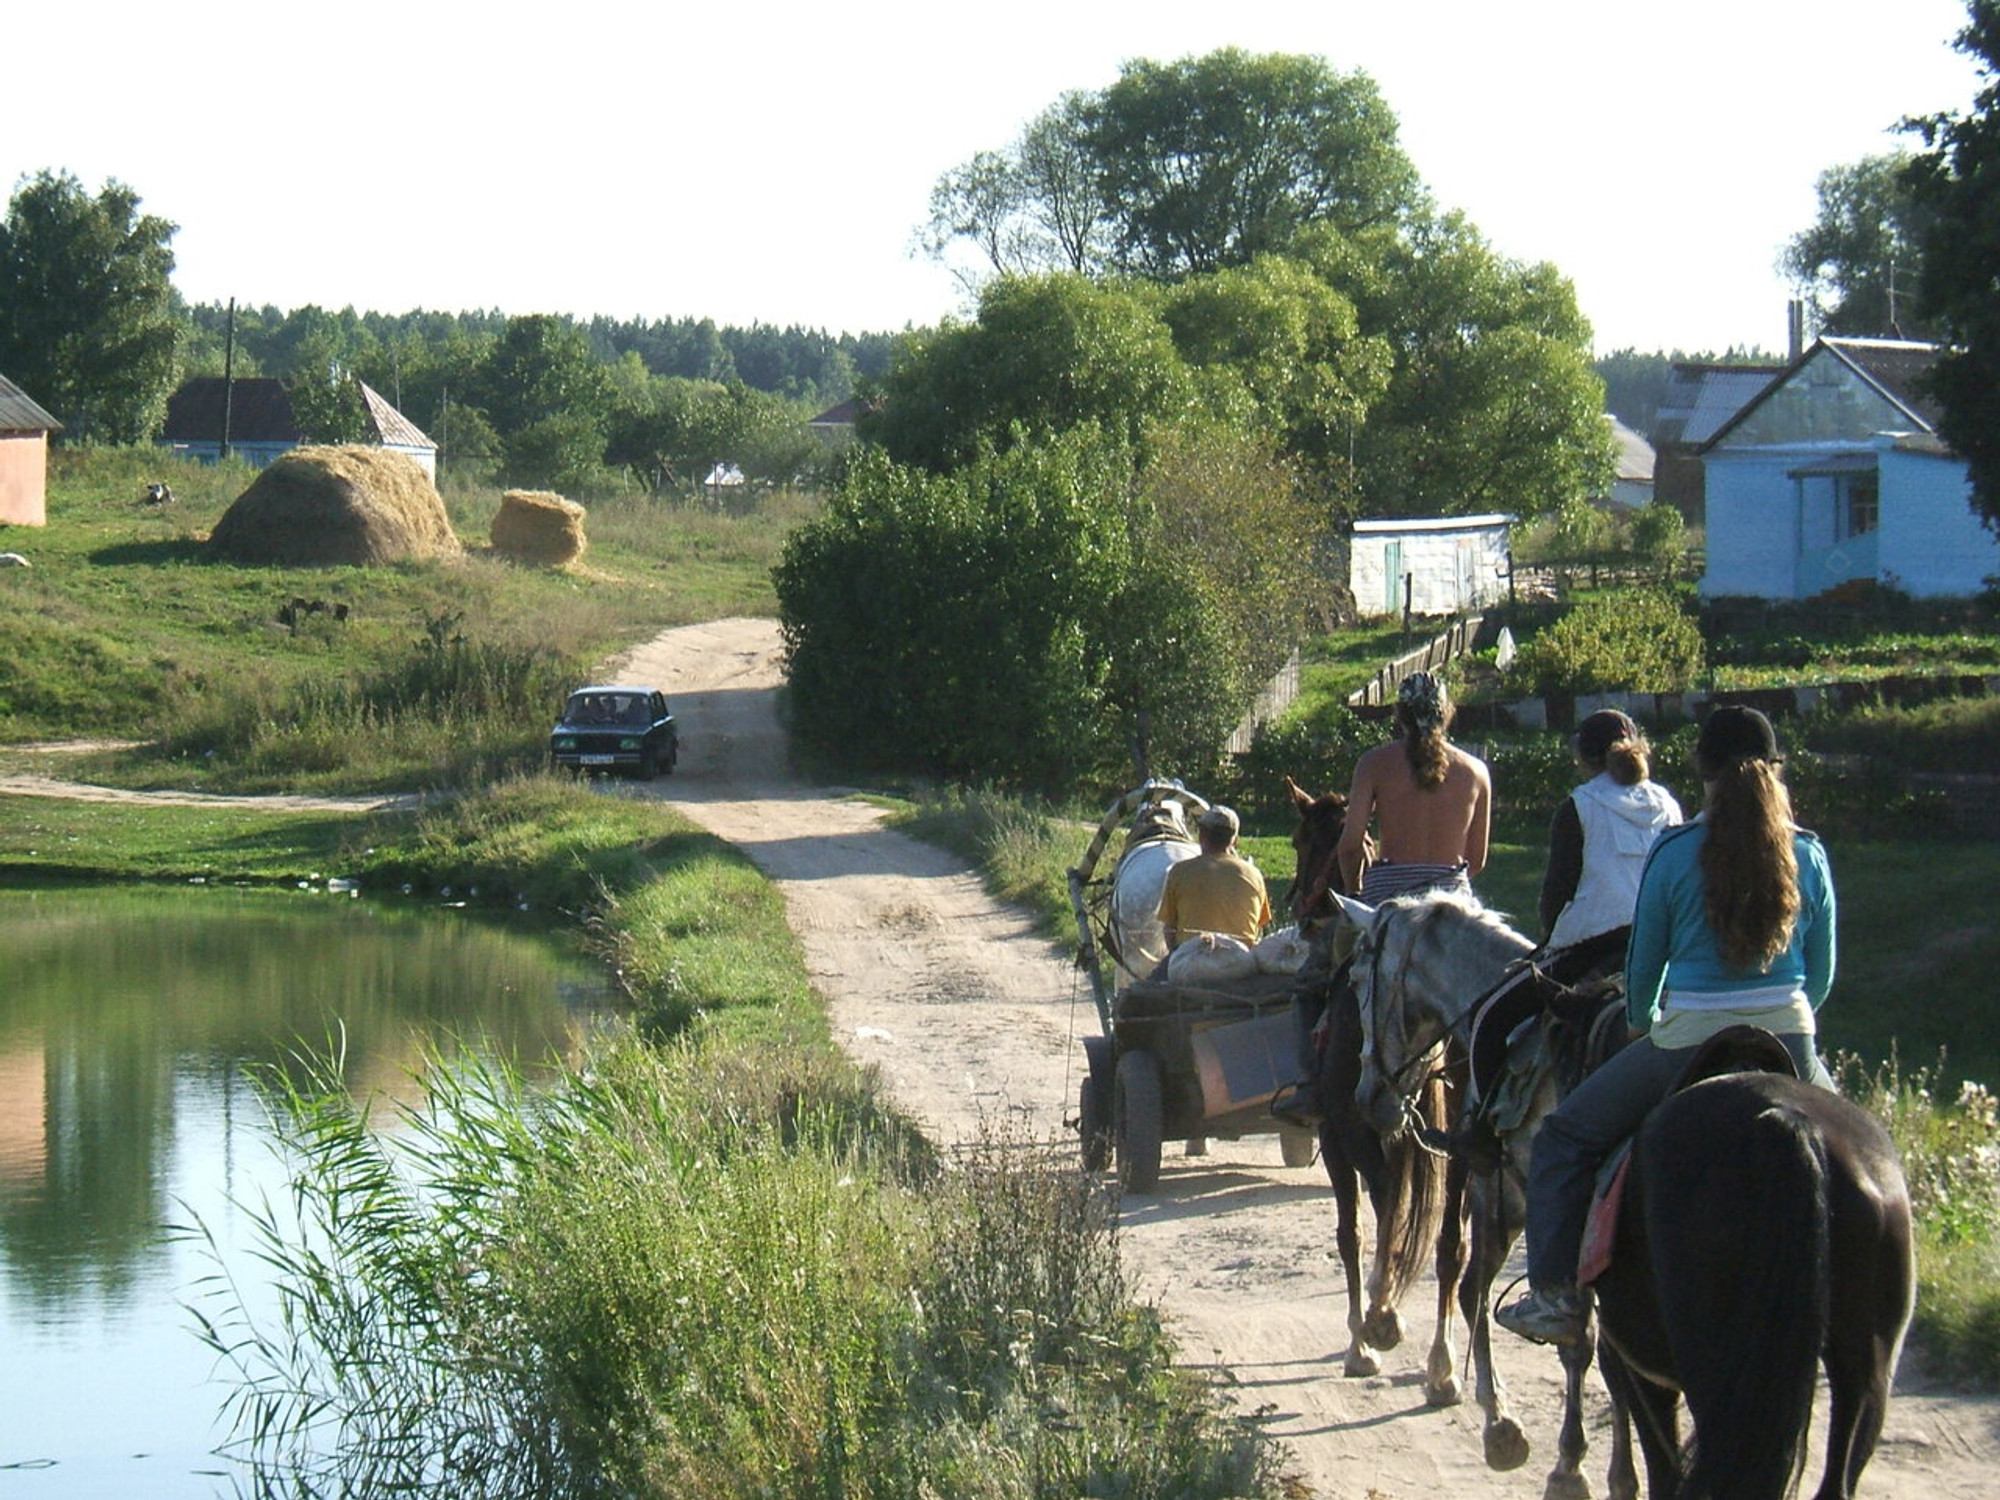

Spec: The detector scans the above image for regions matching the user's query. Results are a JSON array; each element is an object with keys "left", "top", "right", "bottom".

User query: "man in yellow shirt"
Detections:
[{"left": 1157, "top": 805, "right": 1272, "bottom": 948}]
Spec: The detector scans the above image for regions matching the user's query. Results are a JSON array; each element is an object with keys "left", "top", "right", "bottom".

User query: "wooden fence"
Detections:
[{"left": 1347, "top": 614, "right": 1487, "bottom": 710}]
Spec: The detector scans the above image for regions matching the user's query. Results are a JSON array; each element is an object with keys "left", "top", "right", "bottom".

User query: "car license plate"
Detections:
[{"left": 581, "top": 754, "right": 616, "bottom": 765}]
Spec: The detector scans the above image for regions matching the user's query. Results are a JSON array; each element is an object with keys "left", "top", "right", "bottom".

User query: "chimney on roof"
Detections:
[{"left": 1787, "top": 299, "right": 1805, "bottom": 361}]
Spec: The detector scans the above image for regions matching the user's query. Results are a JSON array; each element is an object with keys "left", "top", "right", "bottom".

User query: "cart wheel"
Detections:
[
  {"left": 1279, "top": 1125, "right": 1318, "bottom": 1168},
  {"left": 1114, "top": 1049, "right": 1164, "bottom": 1193},
  {"left": 1078, "top": 1074, "right": 1112, "bottom": 1173}
]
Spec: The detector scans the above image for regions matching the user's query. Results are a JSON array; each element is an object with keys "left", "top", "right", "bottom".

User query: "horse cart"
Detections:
[{"left": 1066, "top": 780, "right": 1318, "bottom": 1191}]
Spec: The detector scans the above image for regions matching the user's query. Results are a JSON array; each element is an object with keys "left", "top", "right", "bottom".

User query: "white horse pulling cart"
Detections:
[{"left": 1067, "top": 780, "right": 1318, "bottom": 1191}]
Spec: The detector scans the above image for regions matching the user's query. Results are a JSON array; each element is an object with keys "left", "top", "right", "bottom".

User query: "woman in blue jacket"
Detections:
[{"left": 1496, "top": 705, "right": 1836, "bottom": 1347}]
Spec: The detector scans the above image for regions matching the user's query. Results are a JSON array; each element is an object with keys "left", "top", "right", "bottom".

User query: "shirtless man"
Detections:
[{"left": 1337, "top": 671, "right": 1491, "bottom": 904}]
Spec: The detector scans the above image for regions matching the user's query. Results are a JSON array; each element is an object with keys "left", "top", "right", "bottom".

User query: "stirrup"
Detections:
[{"left": 1269, "top": 1084, "right": 1321, "bottom": 1128}]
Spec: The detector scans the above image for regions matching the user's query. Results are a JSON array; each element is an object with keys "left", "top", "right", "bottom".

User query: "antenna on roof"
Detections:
[{"left": 1887, "top": 261, "right": 1905, "bottom": 339}]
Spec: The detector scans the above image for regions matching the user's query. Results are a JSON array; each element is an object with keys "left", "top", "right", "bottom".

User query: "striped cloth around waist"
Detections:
[{"left": 1359, "top": 860, "right": 1471, "bottom": 905}]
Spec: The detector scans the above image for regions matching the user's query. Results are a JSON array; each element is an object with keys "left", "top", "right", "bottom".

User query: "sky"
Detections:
[{"left": 7, "top": 1, "right": 1987, "bottom": 357}]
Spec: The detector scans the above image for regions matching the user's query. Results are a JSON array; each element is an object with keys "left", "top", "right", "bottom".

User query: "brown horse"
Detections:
[{"left": 1285, "top": 777, "right": 1467, "bottom": 1403}]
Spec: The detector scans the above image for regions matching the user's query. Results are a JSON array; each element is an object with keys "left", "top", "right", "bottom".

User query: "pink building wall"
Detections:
[{"left": 0, "top": 431, "right": 49, "bottom": 525}]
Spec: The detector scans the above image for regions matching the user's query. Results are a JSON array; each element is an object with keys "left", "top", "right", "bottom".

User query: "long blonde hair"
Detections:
[{"left": 1699, "top": 757, "right": 1799, "bottom": 972}]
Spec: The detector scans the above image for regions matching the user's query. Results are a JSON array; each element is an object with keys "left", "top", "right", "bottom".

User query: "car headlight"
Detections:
[
  {"left": 553, "top": 736, "right": 575, "bottom": 750},
  {"left": 619, "top": 737, "right": 641, "bottom": 750}
]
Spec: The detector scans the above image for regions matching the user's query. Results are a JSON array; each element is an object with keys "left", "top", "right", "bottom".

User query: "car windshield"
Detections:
[{"left": 567, "top": 694, "right": 649, "bottom": 726}]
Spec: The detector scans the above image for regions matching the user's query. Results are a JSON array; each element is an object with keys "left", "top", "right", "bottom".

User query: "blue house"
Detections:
[{"left": 1699, "top": 337, "right": 1998, "bottom": 600}]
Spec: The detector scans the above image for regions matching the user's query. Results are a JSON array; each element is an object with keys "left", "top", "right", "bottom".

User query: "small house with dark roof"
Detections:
[
  {"left": 1697, "top": 336, "right": 1996, "bottom": 600},
  {"left": 159, "top": 377, "right": 436, "bottom": 476},
  {"left": 0, "top": 374, "right": 61, "bottom": 526},
  {"left": 160, "top": 377, "right": 304, "bottom": 468}
]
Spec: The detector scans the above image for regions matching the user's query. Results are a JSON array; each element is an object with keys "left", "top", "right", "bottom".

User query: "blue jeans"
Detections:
[{"left": 1523, "top": 1030, "right": 1833, "bottom": 1289}]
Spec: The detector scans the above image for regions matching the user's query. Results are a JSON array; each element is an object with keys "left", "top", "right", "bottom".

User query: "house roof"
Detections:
[
  {"left": 807, "top": 398, "right": 859, "bottom": 427},
  {"left": 359, "top": 382, "right": 434, "bottom": 449},
  {"left": 1353, "top": 513, "right": 1515, "bottom": 535},
  {"left": 0, "top": 374, "right": 61, "bottom": 434},
  {"left": 1650, "top": 362, "right": 1784, "bottom": 449},
  {"left": 1608, "top": 414, "right": 1654, "bottom": 483},
  {"left": 161, "top": 377, "right": 302, "bottom": 444},
  {"left": 1698, "top": 337, "right": 1943, "bottom": 453}
]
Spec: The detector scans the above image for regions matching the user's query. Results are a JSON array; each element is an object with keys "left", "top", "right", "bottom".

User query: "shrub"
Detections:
[
  {"left": 1506, "top": 588, "right": 1704, "bottom": 696},
  {"left": 1838, "top": 1052, "right": 2000, "bottom": 1383}
]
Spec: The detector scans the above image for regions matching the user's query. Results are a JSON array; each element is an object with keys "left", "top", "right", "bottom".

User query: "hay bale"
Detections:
[
  {"left": 491, "top": 489, "right": 587, "bottom": 566},
  {"left": 208, "top": 446, "right": 462, "bottom": 566}
]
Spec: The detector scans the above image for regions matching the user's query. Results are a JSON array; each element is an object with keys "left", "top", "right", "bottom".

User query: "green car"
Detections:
[{"left": 550, "top": 685, "right": 678, "bottom": 778}]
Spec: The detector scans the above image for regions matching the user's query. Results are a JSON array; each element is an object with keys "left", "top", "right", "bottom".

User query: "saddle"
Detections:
[{"left": 1578, "top": 1025, "right": 1799, "bottom": 1285}]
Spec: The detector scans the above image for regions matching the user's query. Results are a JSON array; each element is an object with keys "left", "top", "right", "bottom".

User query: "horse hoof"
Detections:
[
  {"left": 1344, "top": 1349, "right": 1380, "bottom": 1378},
  {"left": 1426, "top": 1375, "right": 1462, "bottom": 1408},
  {"left": 1485, "top": 1420, "right": 1531, "bottom": 1472},
  {"left": 1362, "top": 1309, "right": 1404, "bottom": 1351},
  {"left": 1543, "top": 1471, "right": 1591, "bottom": 1500}
]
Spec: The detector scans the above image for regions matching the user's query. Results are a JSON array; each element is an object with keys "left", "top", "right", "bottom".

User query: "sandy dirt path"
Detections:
[{"left": 610, "top": 617, "right": 2000, "bottom": 1500}]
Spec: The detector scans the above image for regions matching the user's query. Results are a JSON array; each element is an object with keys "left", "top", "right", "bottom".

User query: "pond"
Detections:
[{"left": 0, "top": 884, "right": 611, "bottom": 1497}]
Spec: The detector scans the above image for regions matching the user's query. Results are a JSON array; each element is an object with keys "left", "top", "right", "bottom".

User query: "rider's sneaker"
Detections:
[{"left": 1495, "top": 1286, "right": 1583, "bottom": 1346}]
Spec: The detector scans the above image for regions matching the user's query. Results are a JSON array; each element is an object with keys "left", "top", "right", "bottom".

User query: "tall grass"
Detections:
[
  {"left": 187, "top": 1040, "right": 1270, "bottom": 1500},
  {"left": 1837, "top": 1053, "right": 2000, "bottom": 1384}
]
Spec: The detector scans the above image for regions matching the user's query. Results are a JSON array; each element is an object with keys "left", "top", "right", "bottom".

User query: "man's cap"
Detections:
[
  {"left": 1575, "top": 708, "right": 1639, "bottom": 763},
  {"left": 1398, "top": 670, "right": 1448, "bottom": 726},
  {"left": 1197, "top": 805, "right": 1240, "bottom": 836},
  {"left": 1698, "top": 704, "right": 1783, "bottom": 768}
]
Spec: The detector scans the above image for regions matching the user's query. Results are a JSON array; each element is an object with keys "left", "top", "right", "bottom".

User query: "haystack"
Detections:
[
  {"left": 491, "top": 489, "right": 587, "bottom": 566},
  {"left": 208, "top": 446, "right": 461, "bottom": 566}
]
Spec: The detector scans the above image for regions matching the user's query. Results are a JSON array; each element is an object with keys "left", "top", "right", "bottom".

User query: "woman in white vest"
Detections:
[
  {"left": 1538, "top": 709, "right": 1684, "bottom": 977},
  {"left": 1449, "top": 711, "right": 1682, "bottom": 1167}
]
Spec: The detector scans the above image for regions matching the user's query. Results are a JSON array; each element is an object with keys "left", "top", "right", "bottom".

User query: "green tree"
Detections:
[
  {"left": 1303, "top": 214, "right": 1611, "bottom": 519},
  {"left": 920, "top": 93, "right": 1109, "bottom": 283},
  {"left": 1781, "top": 152, "right": 1936, "bottom": 339},
  {"left": 1085, "top": 49, "right": 1421, "bottom": 278},
  {"left": 776, "top": 432, "right": 1137, "bottom": 789},
  {"left": 0, "top": 170, "right": 180, "bottom": 442},
  {"left": 1160, "top": 255, "right": 1391, "bottom": 478},
  {"left": 469, "top": 315, "right": 612, "bottom": 490},
  {"left": 861, "top": 274, "right": 1195, "bottom": 472},
  {"left": 1909, "top": 0, "right": 2000, "bottom": 528}
]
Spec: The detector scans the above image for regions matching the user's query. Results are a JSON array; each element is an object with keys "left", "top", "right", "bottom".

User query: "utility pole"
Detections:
[{"left": 220, "top": 297, "right": 236, "bottom": 462}]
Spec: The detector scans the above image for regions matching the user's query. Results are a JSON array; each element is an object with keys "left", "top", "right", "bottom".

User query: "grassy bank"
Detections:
[
  {"left": 1, "top": 447, "right": 808, "bottom": 791},
  {"left": 5, "top": 780, "right": 1275, "bottom": 1498}
]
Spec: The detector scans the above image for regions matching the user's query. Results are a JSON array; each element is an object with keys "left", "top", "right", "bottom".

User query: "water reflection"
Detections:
[{"left": 0, "top": 884, "right": 610, "bottom": 1495}]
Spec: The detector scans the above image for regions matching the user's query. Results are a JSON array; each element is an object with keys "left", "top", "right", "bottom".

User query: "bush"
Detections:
[
  {"left": 1506, "top": 588, "right": 1704, "bottom": 696},
  {"left": 1838, "top": 1053, "right": 2000, "bottom": 1384}
]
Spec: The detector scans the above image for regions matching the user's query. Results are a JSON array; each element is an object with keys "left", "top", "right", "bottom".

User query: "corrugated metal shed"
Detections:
[{"left": 0, "top": 374, "right": 61, "bottom": 434}]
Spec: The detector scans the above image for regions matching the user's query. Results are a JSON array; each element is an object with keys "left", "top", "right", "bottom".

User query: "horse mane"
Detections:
[{"left": 1376, "top": 887, "right": 1533, "bottom": 956}]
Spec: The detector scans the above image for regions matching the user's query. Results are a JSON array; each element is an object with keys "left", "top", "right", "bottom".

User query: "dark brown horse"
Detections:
[
  {"left": 1594, "top": 1061, "right": 1915, "bottom": 1500},
  {"left": 1285, "top": 777, "right": 1467, "bottom": 1402}
]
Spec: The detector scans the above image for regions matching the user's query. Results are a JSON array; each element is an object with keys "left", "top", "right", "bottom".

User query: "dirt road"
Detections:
[{"left": 615, "top": 617, "right": 1999, "bottom": 1500}]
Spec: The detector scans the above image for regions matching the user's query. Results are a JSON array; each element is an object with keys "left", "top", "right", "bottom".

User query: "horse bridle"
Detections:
[
  {"left": 1292, "top": 839, "right": 1344, "bottom": 925},
  {"left": 1356, "top": 913, "right": 1491, "bottom": 1133}
]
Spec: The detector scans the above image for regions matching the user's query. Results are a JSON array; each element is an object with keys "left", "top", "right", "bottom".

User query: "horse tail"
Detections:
[
  {"left": 1373, "top": 1069, "right": 1450, "bottom": 1309},
  {"left": 1646, "top": 1085, "right": 1828, "bottom": 1500}
]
